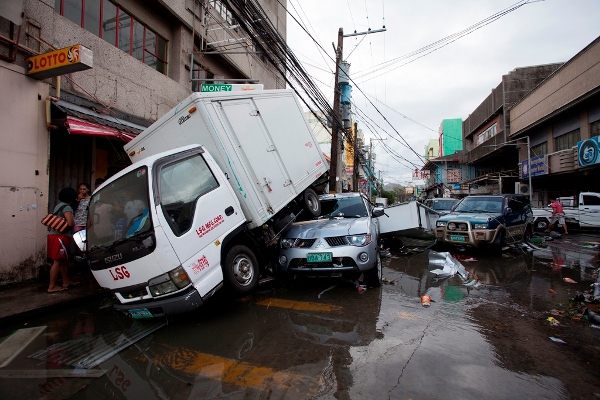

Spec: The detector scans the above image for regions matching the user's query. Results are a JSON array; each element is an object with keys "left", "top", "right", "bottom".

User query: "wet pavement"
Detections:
[{"left": 0, "top": 232, "right": 599, "bottom": 399}]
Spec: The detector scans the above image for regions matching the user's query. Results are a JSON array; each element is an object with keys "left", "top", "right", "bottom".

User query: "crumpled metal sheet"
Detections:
[
  {"left": 428, "top": 251, "right": 469, "bottom": 280},
  {"left": 28, "top": 320, "right": 166, "bottom": 369}
]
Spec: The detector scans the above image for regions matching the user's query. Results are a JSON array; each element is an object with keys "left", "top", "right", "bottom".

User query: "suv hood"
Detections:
[
  {"left": 284, "top": 217, "right": 370, "bottom": 238},
  {"left": 439, "top": 212, "right": 499, "bottom": 222}
]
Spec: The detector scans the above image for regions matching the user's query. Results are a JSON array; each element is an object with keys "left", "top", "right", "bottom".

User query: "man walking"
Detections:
[{"left": 545, "top": 198, "right": 568, "bottom": 234}]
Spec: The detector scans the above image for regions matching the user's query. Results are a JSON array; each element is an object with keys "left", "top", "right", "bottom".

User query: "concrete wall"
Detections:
[
  {"left": 510, "top": 38, "right": 600, "bottom": 136},
  {"left": 0, "top": 63, "right": 50, "bottom": 283}
]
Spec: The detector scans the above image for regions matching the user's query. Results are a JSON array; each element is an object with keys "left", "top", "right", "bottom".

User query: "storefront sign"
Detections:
[
  {"left": 200, "top": 84, "right": 264, "bottom": 92},
  {"left": 521, "top": 154, "right": 547, "bottom": 178},
  {"left": 577, "top": 136, "right": 600, "bottom": 167},
  {"left": 26, "top": 45, "right": 93, "bottom": 80}
]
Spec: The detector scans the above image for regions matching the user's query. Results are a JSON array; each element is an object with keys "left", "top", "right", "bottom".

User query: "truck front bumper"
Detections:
[{"left": 113, "top": 287, "right": 203, "bottom": 318}]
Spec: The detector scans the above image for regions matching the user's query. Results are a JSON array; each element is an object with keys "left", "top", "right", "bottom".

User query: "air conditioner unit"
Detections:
[{"left": 515, "top": 182, "right": 530, "bottom": 195}]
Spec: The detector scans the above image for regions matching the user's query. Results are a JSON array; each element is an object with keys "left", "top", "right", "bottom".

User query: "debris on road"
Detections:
[
  {"left": 549, "top": 336, "right": 566, "bottom": 344},
  {"left": 421, "top": 295, "right": 431, "bottom": 307},
  {"left": 563, "top": 277, "right": 577, "bottom": 284},
  {"left": 547, "top": 317, "right": 561, "bottom": 326},
  {"left": 428, "top": 251, "right": 469, "bottom": 280}
]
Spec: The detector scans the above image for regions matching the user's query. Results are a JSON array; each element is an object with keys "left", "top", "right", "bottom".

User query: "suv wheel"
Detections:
[
  {"left": 492, "top": 230, "right": 505, "bottom": 255},
  {"left": 364, "top": 251, "right": 382, "bottom": 287}
]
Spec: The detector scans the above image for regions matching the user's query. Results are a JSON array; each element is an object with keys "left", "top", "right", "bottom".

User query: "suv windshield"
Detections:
[
  {"left": 318, "top": 196, "right": 368, "bottom": 219},
  {"left": 453, "top": 197, "right": 503, "bottom": 213},
  {"left": 87, "top": 167, "right": 152, "bottom": 248}
]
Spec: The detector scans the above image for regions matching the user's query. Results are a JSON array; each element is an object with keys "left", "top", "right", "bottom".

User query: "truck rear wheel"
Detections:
[
  {"left": 224, "top": 245, "right": 259, "bottom": 295},
  {"left": 302, "top": 187, "right": 321, "bottom": 217},
  {"left": 535, "top": 218, "right": 549, "bottom": 231}
]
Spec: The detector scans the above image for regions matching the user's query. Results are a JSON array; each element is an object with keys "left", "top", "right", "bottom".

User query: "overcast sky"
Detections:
[{"left": 285, "top": 0, "right": 600, "bottom": 187}]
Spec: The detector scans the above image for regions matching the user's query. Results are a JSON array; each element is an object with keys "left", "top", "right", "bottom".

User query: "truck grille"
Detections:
[{"left": 295, "top": 238, "right": 316, "bottom": 248}]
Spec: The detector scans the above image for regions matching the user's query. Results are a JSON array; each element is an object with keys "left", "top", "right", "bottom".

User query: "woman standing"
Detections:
[
  {"left": 74, "top": 183, "right": 91, "bottom": 233},
  {"left": 47, "top": 187, "right": 79, "bottom": 292}
]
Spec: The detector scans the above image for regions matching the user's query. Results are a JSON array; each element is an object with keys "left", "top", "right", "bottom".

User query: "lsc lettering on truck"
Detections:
[{"left": 196, "top": 215, "right": 224, "bottom": 238}]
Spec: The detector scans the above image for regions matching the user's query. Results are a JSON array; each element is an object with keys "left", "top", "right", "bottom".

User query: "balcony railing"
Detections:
[
  {"left": 547, "top": 148, "right": 578, "bottom": 174},
  {"left": 465, "top": 132, "right": 506, "bottom": 163}
]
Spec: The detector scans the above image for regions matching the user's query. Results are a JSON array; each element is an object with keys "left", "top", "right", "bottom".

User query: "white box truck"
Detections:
[{"left": 81, "top": 90, "right": 328, "bottom": 318}]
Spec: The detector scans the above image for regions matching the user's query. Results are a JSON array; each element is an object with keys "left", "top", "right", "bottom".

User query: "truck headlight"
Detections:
[
  {"left": 280, "top": 238, "right": 295, "bottom": 249},
  {"left": 149, "top": 266, "right": 191, "bottom": 297},
  {"left": 474, "top": 224, "right": 487, "bottom": 229},
  {"left": 347, "top": 234, "right": 371, "bottom": 246},
  {"left": 436, "top": 221, "right": 446, "bottom": 227}
]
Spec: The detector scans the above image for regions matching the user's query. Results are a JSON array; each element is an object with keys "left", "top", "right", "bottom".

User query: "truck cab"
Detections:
[
  {"left": 435, "top": 194, "right": 533, "bottom": 254},
  {"left": 86, "top": 146, "right": 251, "bottom": 318}
]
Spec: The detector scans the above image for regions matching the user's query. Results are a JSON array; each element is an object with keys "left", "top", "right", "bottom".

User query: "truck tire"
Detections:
[
  {"left": 535, "top": 218, "right": 549, "bottom": 231},
  {"left": 364, "top": 251, "right": 382, "bottom": 287},
  {"left": 223, "top": 245, "right": 259, "bottom": 295},
  {"left": 492, "top": 230, "right": 505, "bottom": 255},
  {"left": 302, "top": 187, "right": 321, "bottom": 217},
  {"left": 522, "top": 224, "right": 532, "bottom": 243}
]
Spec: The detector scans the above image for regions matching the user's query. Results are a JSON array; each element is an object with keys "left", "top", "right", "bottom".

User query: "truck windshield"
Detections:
[
  {"left": 87, "top": 167, "right": 152, "bottom": 248},
  {"left": 453, "top": 197, "right": 503, "bottom": 213}
]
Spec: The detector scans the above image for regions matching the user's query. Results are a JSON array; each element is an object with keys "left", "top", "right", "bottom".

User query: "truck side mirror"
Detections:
[
  {"left": 73, "top": 230, "right": 87, "bottom": 252},
  {"left": 504, "top": 207, "right": 512, "bottom": 216}
]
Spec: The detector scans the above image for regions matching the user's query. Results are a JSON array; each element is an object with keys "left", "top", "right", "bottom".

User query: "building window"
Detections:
[
  {"left": 209, "top": 0, "right": 235, "bottom": 24},
  {"left": 476, "top": 124, "right": 497, "bottom": 145},
  {"left": 55, "top": 0, "right": 168, "bottom": 75},
  {"left": 530, "top": 141, "right": 547, "bottom": 157},
  {"left": 191, "top": 61, "right": 214, "bottom": 91},
  {"left": 591, "top": 120, "right": 600, "bottom": 138},
  {"left": 554, "top": 129, "right": 580, "bottom": 152}
]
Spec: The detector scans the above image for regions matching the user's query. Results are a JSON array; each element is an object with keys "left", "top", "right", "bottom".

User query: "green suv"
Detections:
[{"left": 435, "top": 194, "right": 533, "bottom": 254}]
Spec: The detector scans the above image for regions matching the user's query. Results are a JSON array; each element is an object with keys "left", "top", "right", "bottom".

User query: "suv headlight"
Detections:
[
  {"left": 149, "top": 266, "right": 191, "bottom": 297},
  {"left": 347, "top": 234, "right": 372, "bottom": 246},
  {"left": 436, "top": 221, "right": 447, "bottom": 227},
  {"left": 280, "top": 238, "right": 296, "bottom": 249},
  {"left": 447, "top": 223, "right": 457, "bottom": 231},
  {"left": 474, "top": 223, "right": 487, "bottom": 229}
]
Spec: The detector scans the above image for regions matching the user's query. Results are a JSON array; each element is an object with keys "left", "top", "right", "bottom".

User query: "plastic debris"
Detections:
[
  {"left": 382, "top": 277, "right": 395, "bottom": 285},
  {"left": 548, "top": 289, "right": 557, "bottom": 294},
  {"left": 318, "top": 285, "right": 336, "bottom": 299},
  {"left": 428, "top": 251, "right": 469, "bottom": 280},
  {"left": 421, "top": 295, "right": 431, "bottom": 307},
  {"left": 357, "top": 284, "right": 367, "bottom": 294},
  {"left": 547, "top": 317, "right": 560, "bottom": 326},
  {"left": 563, "top": 277, "right": 577, "bottom": 284},
  {"left": 549, "top": 337, "right": 566, "bottom": 344}
]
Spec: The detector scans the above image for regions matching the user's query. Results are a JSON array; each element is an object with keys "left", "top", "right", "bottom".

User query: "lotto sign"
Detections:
[{"left": 26, "top": 45, "right": 93, "bottom": 80}]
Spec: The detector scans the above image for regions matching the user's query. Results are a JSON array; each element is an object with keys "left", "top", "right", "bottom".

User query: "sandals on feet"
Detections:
[{"left": 48, "top": 286, "right": 68, "bottom": 293}]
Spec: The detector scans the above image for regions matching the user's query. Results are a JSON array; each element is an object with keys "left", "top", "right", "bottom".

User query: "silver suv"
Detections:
[{"left": 277, "top": 193, "right": 385, "bottom": 286}]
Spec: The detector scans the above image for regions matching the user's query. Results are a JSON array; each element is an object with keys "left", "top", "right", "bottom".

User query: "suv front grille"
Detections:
[
  {"left": 295, "top": 238, "right": 316, "bottom": 248},
  {"left": 325, "top": 236, "right": 348, "bottom": 247}
]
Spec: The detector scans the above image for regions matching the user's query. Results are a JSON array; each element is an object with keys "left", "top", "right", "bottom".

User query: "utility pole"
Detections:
[
  {"left": 329, "top": 26, "right": 386, "bottom": 193},
  {"left": 353, "top": 122, "right": 359, "bottom": 191},
  {"left": 329, "top": 28, "right": 344, "bottom": 193}
]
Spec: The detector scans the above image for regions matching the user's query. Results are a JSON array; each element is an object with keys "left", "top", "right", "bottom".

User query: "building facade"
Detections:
[
  {"left": 510, "top": 36, "right": 600, "bottom": 207},
  {"left": 0, "top": 0, "right": 286, "bottom": 284}
]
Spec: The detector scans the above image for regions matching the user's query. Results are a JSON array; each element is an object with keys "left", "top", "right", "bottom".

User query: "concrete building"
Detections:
[
  {"left": 439, "top": 118, "right": 462, "bottom": 157},
  {"left": 509, "top": 36, "right": 600, "bottom": 207},
  {"left": 0, "top": 0, "right": 286, "bottom": 284},
  {"left": 461, "top": 64, "right": 563, "bottom": 195}
]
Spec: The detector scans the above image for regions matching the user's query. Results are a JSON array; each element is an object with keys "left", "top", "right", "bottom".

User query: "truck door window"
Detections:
[
  {"left": 158, "top": 154, "right": 219, "bottom": 236},
  {"left": 582, "top": 195, "right": 600, "bottom": 206}
]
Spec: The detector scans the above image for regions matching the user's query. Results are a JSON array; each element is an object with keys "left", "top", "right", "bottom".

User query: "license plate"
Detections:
[
  {"left": 307, "top": 252, "right": 332, "bottom": 263},
  {"left": 129, "top": 308, "right": 153, "bottom": 319},
  {"left": 450, "top": 235, "right": 466, "bottom": 242}
]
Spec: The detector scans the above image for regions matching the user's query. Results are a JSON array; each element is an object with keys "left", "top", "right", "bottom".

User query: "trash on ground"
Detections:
[
  {"left": 549, "top": 336, "right": 566, "bottom": 344},
  {"left": 550, "top": 309, "right": 564, "bottom": 316},
  {"left": 548, "top": 289, "right": 557, "bottom": 294},
  {"left": 452, "top": 254, "right": 478, "bottom": 262},
  {"left": 382, "top": 277, "right": 395, "bottom": 285},
  {"left": 421, "top": 295, "right": 431, "bottom": 307},
  {"left": 547, "top": 317, "right": 560, "bottom": 326},
  {"left": 428, "top": 251, "right": 469, "bottom": 280},
  {"left": 357, "top": 284, "right": 367, "bottom": 294},
  {"left": 563, "top": 277, "right": 577, "bottom": 284},
  {"left": 318, "top": 285, "right": 336, "bottom": 299}
]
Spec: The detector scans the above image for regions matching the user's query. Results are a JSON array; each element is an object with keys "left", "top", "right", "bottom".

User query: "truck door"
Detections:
[
  {"left": 580, "top": 193, "right": 600, "bottom": 228},
  {"left": 153, "top": 149, "right": 245, "bottom": 296}
]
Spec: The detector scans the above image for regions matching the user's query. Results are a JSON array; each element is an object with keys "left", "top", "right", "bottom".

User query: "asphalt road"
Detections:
[{"left": 0, "top": 234, "right": 599, "bottom": 399}]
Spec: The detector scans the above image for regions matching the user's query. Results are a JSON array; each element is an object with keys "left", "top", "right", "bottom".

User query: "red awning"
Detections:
[{"left": 65, "top": 116, "right": 137, "bottom": 142}]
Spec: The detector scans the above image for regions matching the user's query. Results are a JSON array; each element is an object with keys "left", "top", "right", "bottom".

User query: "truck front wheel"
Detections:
[{"left": 224, "top": 245, "right": 259, "bottom": 294}]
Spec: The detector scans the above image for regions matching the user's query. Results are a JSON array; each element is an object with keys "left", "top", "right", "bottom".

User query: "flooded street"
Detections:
[{"left": 1, "top": 234, "right": 599, "bottom": 399}]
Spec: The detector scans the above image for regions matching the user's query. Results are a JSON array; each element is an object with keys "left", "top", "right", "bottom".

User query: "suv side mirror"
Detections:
[{"left": 504, "top": 207, "right": 512, "bottom": 216}]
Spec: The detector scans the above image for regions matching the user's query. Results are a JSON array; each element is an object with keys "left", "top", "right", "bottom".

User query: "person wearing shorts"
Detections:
[
  {"left": 545, "top": 198, "right": 568, "bottom": 235},
  {"left": 47, "top": 187, "right": 79, "bottom": 292}
]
